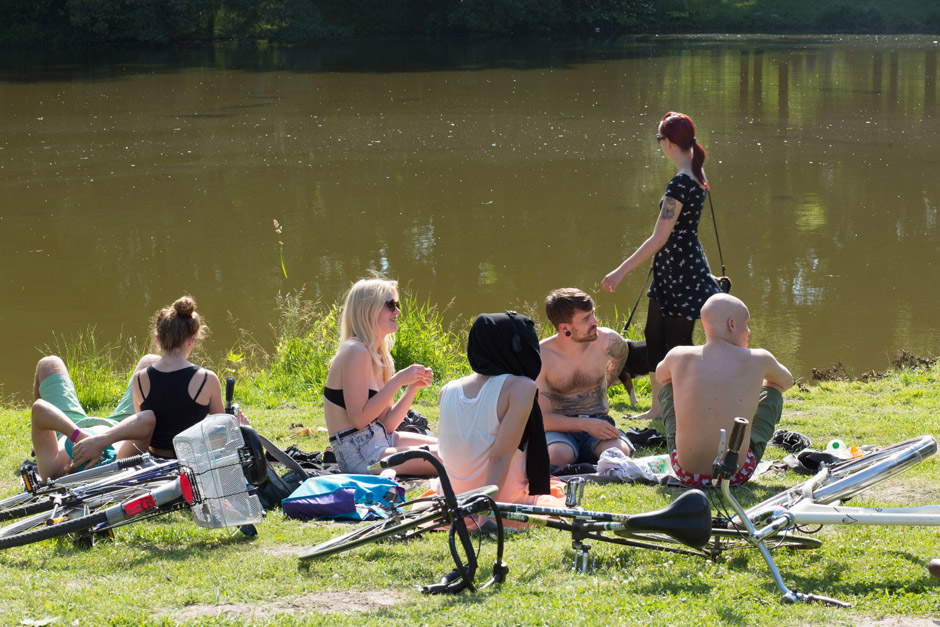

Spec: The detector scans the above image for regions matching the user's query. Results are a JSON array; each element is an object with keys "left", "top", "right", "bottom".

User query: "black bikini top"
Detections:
[{"left": 323, "top": 386, "right": 377, "bottom": 409}]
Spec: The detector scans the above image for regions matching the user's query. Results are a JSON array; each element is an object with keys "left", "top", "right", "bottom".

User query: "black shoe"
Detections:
[{"left": 771, "top": 429, "right": 811, "bottom": 453}]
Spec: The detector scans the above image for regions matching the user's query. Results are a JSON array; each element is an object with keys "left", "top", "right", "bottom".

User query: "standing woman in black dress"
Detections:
[{"left": 601, "top": 112, "right": 721, "bottom": 419}]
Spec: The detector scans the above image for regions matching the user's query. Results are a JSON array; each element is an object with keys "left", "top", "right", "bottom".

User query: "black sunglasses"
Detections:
[
  {"left": 656, "top": 134, "right": 666, "bottom": 141},
  {"left": 385, "top": 299, "right": 401, "bottom": 311}
]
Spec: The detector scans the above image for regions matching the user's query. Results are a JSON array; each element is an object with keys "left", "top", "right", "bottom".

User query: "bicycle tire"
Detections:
[
  {"left": 580, "top": 527, "right": 821, "bottom": 558},
  {"left": 0, "top": 491, "right": 40, "bottom": 517},
  {"left": 0, "top": 484, "right": 156, "bottom": 539},
  {"left": 298, "top": 505, "right": 448, "bottom": 562},
  {"left": 0, "top": 510, "right": 109, "bottom": 550},
  {"left": 0, "top": 498, "right": 56, "bottom": 523}
]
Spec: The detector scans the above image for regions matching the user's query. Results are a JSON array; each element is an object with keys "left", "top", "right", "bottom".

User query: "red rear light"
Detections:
[
  {"left": 123, "top": 494, "right": 156, "bottom": 517},
  {"left": 180, "top": 473, "right": 195, "bottom": 505}
]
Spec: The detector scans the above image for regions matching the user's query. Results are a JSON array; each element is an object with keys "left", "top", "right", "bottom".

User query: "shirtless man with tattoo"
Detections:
[{"left": 537, "top": 288, "right": 635, "bottom": 466}]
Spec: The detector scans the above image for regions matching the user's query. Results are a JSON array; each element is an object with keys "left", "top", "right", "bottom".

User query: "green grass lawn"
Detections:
[{"left": 0, "top": 362, "right": 938, "bottom": 626}]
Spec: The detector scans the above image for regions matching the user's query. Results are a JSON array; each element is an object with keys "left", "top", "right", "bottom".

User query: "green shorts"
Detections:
[
  {"left": 660, "top": 383, "right": 784, "bottom": 464},
  {"left": 38, "top": 372, "right": 136, "bottom": 468}
]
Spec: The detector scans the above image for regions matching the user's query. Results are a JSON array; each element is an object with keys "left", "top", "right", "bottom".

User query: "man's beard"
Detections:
[{"left": 572, "top": 327, "right": 598, "bottom": 343}]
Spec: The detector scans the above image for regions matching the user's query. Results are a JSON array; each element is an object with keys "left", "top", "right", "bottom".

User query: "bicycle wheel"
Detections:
[
  {"left": 298, "top": 504, "right": 448, "bottom": 562},
  {"left": 746, "top": 436, "right": 937, "bottom": 518},
  {"left": 581, "top": 527, "right": 821, "bottom": 558},
  {"left": 0, "top": 483, "right": 156, "bottom": 539},
  {"left": 813, "top": 435, "right": 936, "bottom": 504},
  {"left": 0, "top": 497, "right": 57, "bottom": 523},
  {"left": 0, "top": 510, "right": 110, "bottom": 550}
]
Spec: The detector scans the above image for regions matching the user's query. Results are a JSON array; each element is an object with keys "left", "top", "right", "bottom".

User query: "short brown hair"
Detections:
[{"left": 545, "top": 288, "right": 594, "bottom": 329}]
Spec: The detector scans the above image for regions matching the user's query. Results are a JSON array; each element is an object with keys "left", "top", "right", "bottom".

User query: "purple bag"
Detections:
[{"left": 282, "top": 474, "right": 405, "bottom": 521}]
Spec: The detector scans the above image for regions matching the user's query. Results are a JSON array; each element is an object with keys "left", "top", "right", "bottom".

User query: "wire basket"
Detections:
[{"left": 173, "top": 414, "right": 264, "bottom": 529}]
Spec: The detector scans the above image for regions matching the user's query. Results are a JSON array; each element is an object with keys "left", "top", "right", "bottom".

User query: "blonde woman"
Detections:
[{"left": 324, "top": 279, "right": 438, "bottom": 475}]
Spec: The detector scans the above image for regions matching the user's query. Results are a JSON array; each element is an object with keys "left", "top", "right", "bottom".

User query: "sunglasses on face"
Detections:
[
  {"left": 385, "top": 299, "right": 401, "bottom": 312},
  {"left": 656, "top": 134, "right": 666, "bottom": 141}
]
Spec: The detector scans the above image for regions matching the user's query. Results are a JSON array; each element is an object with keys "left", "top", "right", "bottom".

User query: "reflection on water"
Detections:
[{"left": 0, "top": 36, "right": 938, "bottom": 400}]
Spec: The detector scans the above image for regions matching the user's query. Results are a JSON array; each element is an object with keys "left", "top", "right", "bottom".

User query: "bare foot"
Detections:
[{"left": 630, "top": 409, "right": 661, "bottom": 421}]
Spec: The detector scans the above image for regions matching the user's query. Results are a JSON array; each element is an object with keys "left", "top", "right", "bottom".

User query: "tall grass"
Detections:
[
  {"left": 35, "top": 295, "right": 658, "bottom": 413},
  {"left": 43, "top": 328, "right": 142, "bottom": 412},
  {"left": 234, "top": 291, "right": 468, "bottom": 409}
]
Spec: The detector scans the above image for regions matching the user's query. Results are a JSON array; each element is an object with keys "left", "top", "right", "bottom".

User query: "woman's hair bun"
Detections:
[{"left": 173, "top": 296, "right": 196, "bottom": 318}]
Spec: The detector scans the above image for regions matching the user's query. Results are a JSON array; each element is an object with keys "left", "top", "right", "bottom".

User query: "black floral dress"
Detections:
[{"left": 647, "top": 173, "right": 720, "bottom": 320}]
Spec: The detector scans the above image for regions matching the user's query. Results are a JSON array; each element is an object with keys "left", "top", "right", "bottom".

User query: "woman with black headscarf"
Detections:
[{"left": 437, "top": 312, "right": 551, "bottom": 503}]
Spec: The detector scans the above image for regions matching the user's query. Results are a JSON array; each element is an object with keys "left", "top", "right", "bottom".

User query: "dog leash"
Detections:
[{"left": 622, "top": 267, "right": 653, "bottom": 334}]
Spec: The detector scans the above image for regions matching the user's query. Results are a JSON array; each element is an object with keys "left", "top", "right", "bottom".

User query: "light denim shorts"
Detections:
[{"left": 330, "top": 421, "right": 396, "bottom": 474}]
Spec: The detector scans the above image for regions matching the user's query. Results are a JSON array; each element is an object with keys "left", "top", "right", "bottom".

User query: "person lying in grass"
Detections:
[
  {"left": 323, "top": 278, "right": 439, "bottom": 476},
  {"left": 657, "top": 293, "right": 793, "bottom": 487},
  {"left": 437, "top": 312, "right": 551, "bottom": 502},
  {"left": 30, "top": 295, "right": 245, "bottom": 479}
]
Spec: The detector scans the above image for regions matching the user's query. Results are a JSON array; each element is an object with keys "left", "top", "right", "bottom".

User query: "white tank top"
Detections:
[{"left": 438, "top": 373, "right": 531, "bottom": 503}]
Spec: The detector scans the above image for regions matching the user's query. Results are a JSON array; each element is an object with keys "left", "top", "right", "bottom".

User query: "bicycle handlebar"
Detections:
[
  {"left": 225, "top": 377, "right": 236, "bottom": 415},
  {"left": 715, "top": 417, "right": 749, "bottom": 480},
  {"left": 371, "top": 448, "right": 461, "bottom": 510}
]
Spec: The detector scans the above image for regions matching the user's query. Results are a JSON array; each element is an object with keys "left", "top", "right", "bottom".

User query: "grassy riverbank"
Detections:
[{"left": 0, "top": 299, "right": 937, "bottom": 626}]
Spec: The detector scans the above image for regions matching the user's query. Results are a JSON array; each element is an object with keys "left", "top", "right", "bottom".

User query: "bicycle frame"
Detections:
[{"left": 715, "top": 421, "right": 939, "bottom": 607}]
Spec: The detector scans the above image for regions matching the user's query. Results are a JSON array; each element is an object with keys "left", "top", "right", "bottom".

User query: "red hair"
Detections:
[{"left": 659, "top": 112, "right": 708, "bottom": 190}]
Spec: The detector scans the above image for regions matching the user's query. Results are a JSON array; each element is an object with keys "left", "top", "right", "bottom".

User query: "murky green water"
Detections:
[{"left": 1, "top": 36, "right": 937, "bottom": 399}]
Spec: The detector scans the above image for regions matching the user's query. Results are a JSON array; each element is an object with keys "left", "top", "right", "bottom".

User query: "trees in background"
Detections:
[{"left": 2, "top": 0, "right": 938, "bottom": 45}]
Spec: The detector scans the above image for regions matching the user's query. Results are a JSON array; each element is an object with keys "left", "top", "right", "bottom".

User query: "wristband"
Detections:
[{"left": 69, "top": 428, "right": 82, "bottom": 443}]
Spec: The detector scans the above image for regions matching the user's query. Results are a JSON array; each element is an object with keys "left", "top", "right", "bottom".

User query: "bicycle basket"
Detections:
[{"left": 173, "top": 414, "right": 264, "bottom": 529}]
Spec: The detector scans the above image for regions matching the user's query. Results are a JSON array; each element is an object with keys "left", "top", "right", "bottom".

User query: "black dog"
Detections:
[{"left": 617, "top": 340, "right": 649, "bottom": 406}]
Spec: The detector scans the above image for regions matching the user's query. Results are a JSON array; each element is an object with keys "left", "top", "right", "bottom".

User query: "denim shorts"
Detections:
[
  {"left": 545, "top": 414, "right": 627, "bottom": 464},
  {"left": 330, "top": 421, "right": 396, "bottom": 474}
]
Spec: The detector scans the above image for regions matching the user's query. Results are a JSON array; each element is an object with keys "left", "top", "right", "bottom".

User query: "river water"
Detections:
[{"left": 1, "top": 36, "right": 937, "bottom": 400}]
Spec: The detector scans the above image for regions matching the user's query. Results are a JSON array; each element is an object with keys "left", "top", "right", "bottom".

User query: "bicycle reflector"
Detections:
[
  {"left": 123, "top": 494, "right": 157, "bottom": 517},
  {"left": 180, "top": 472, "right": 195, "bottom": 505}
]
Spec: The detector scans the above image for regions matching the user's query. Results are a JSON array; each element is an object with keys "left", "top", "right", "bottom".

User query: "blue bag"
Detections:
[{"left": 282, "top": 474, "right": 405, "bottom": 521}]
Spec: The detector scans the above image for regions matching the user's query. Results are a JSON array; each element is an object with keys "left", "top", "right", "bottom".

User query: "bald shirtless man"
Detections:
[
  {"left": 537, "top": 288, "right": 635, "bottom": 466},
  {"left": 656, "top": 293, "right": 793, "bottom": 486}
]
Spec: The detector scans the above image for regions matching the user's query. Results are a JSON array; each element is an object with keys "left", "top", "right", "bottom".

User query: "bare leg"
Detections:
[
  {"left": 548, "top": 442, "right": 576, "bottom": 467},
  {"left": 133, "top": 354, "right": 160, "bottom": 375},
  {"left": 594, "top": 437, "right": 634, "bottom": 460},
  {"left": 632, "top": 373, "right": 662, "bottom": 420},
  {"left": 377, "top": 443, "right": 441, "bottom": 476},
  {"left": 33, "top": 355, "right": 69, "bottom": 401},
  {"left": 31, "top": 399, "right": 79, "bottom": 480}
]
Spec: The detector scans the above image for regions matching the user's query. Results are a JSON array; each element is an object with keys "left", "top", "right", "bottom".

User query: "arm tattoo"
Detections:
[
  {"left": 659, "top": 196, "right": 678, "bottom": 221},
  {"left": 604, "top": 335, "right": 629, "bottom": 386},
  {"left": 541, "top": 387, "right": 608, "bottom": 416}
]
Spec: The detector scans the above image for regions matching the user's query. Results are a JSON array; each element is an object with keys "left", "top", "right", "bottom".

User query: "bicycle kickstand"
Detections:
[{"left": 571, "top": 538, "right": 594, "bottom": 574}]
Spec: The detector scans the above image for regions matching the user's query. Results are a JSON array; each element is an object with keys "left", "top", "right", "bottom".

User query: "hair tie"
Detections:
[{"left": 689, "top": 137, "right": 697, "bottom": 146}]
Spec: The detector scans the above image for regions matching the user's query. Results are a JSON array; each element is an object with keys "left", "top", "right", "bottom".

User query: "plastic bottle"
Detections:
[
  {"left": 826, "top": 439, "right": 864, "bottom": 459},
  {"left": 646, "top": 454, "right": 669, "bottom": 474}
]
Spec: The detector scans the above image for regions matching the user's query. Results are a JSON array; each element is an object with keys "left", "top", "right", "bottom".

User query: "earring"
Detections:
[{"left": 565, "top": 330, "right": 571, "bottom": 337}]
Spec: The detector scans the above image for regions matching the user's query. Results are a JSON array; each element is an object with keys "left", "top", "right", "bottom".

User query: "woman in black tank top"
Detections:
[{"left": 133, "top": 296, "right": 249, "bottom": 458}]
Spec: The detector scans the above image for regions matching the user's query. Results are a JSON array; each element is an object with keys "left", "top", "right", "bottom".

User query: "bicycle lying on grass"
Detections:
[
  {"left": 710, "top": 417, "right": 939, "bottom": 608},
  {"left": 0, "top": 413, "right": 267, "bottom": 550},
  {"left": 298, "top": 449, "right": 716, "bottom": 592}
]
